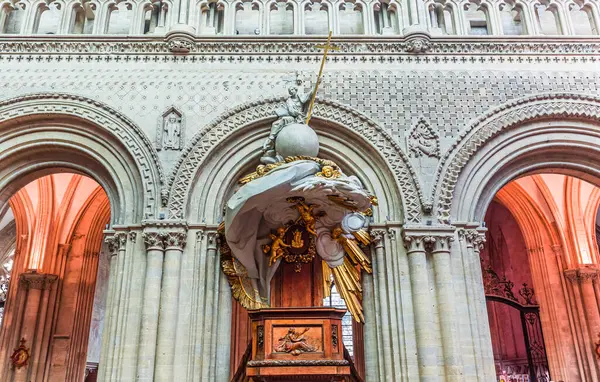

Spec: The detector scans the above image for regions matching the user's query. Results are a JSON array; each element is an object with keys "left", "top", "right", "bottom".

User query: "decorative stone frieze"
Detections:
[
  {"left": 564, "top": 267, "right": 599, "bottom": 284},
  {"left": 0, "top": 38, "right": 599, "bottom": 58},
  {"left": 19, "top": 272, "right": 58, "bottom": 290}
]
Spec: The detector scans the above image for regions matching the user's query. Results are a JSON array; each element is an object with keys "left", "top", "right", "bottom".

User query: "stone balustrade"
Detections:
[{"left": 0, "top": 0, "right": 598, "bottom": 37}]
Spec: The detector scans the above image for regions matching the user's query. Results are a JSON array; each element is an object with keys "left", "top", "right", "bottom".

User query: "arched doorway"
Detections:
[
  {"left": 0, "top": 173, "right": 110, "bottom": 381},
  {"left": 481, "top": 200, "right": 551, "bottom": 382},
  {"left": 0, "top": 94, "right": 162, "bottom": 382},
  {"left": 436, "top": 94, "right": 600, "bottom": 381}
]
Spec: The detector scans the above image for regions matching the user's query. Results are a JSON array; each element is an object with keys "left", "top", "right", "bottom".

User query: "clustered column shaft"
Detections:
[{"left": 136, "top": 222, "right": 187, "bottom": 381}]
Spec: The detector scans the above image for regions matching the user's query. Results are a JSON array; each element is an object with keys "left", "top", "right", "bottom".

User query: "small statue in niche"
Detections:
[
  {"left": 261, "top": 79, "right": 313, "bottom": 164},
  {"left": 157, "top": 107, "right": 184, "bottom": 151},
  {"left": 163, "top": 112, "right": 181, "bottom": 150}
]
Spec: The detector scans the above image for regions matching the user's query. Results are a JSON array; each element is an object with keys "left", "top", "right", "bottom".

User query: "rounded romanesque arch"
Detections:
[
  {"left": 0, "top": 93, "right": 163, "bottom": 224},
  {"left": 167, "top": 97, "right": 424, "bottom": 223},
  {"left": 433, "top": 93, "right": 600, "bottom": 223}
]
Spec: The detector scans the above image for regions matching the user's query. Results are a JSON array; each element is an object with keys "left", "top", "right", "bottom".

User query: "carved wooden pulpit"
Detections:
[{"left": 245, "top": 307, "right": 357, "bottom": 382}]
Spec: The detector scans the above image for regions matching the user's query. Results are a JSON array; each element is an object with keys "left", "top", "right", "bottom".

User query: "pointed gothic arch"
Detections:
[
  {"left": 167, "top": 97, "right": 423, "bottom": 224},
  {"left": 0, "top": 93, "right": 163, "bottom": 224}
]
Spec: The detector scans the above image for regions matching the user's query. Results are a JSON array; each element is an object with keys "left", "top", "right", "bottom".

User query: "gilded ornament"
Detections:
[
  {"left": 238, "top": 156, "right": 340, "bottom": 185},
  {"left": 11, "top": 338, "right": 30, "bottom": 370},
  {"left": 218, "top": 227, "right": 268, "bottom": 310},
  {"left": 316, "top": 165, "right": 341, "bottom": 179},
  {"left": 263, "top": 227, "right": 291, "bottom": 266}
]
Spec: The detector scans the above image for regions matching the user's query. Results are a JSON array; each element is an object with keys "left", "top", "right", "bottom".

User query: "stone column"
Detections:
[
  {"left": 136, "top": 228, "right": 166, "bottom": 381},
  {"left": 564, "top": 266, "right": 600, "bottom": 380},
  {"left": 430, "top": 232, "right": 463, "bottom": 382},
  {"left": 13, "top": 272, "right": 58, "bottom": 382},
  {"left": 104, "top": 232, "right": 130, "bottom": 380},
  {"left": 402, "top": 228, "right": 442, "bottom": 380},
  {"left": 370, "top": 229, "right": 392, "bottom": 379},
  {"left": 465, "top": 228, "right": 495, "bottom": 379},
  {"left": 154, "top": 224, "right": 187, "bottom": 381}
]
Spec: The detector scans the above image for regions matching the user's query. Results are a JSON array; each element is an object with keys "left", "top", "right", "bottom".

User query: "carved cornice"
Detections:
[
  {"left": 247, "top": 359, "right": 349, "bottom": 367},
  {"left": 435, "top": 93, "right": 600, "bottom": 222},
  {"left": 0, "top": 37, "right": 598, "bottom": 60},
  {"left": 564, "top": 267, "right": 599, "bottom": 284},
  {"left": 19, "top": 272, "right": 58, "bottom": 290}
]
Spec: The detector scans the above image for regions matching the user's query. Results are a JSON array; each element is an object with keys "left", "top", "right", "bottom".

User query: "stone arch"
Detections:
[
  {"left": 0, "top": 93, "right": 163, "bottom": 224},
  {"left": 434, "top": 92, "right": 600, "bottom": 223},
  {"left": 167, "top": 97, "right": 423, "bottom": 223}
]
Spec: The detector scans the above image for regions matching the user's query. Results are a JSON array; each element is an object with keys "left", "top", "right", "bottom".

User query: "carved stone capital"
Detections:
[
  {"left": 564, "top": 267, "right": 599, "bottom": 284},
  {"left": 142, "top": 231, "right": 166, "bottom": 251},
  {"left": 402, "top": 233, "right": 435, "bottom": 253},
  {"left": 115, "top": 232, "right": 128, "bottom": 249},
  {"left": 430, "top": 235, "right": 454, "bottom": 253},
  {"left": 207, "top": 231, "right": 218, "bottom": 250},
  {"left": 104, "top": 235, "right": 119, "bottom": 257},
  {"left": 19, "top": 272, "right": 58, "bottom": 290},
  {"left": 370, "top": 229, "right": 386, "bottom": 247},
  {"left": 164, "top": 231, "right": 187, "bottom": 251},
  {"left": 461, "top": 228, "right": 486, "bottom": 251},
  {"left": 142, "top": 220, "right": 188, "bottom": 251},
  {"left": 402, "top": 225, "right": 455, "bottom": 254}
]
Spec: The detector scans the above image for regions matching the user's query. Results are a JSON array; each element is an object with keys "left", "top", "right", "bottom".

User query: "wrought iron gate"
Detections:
[{"left": 487, "top": 296, "right": 551, "bottom": 382}]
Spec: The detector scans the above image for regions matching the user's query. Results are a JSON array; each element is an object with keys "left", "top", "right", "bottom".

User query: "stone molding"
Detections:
[
  {"left": 19, "top": 272, "right": 58, "bottom": 290},
  {"left": 435, "top": 93, "right": 600, "bottom": 223},
  {"left": 564, "top": 267, "right": 599, "bottom": 284},
  {"left": 167, "top": 97, "right": 423, "bottom": 223},
  {"left": 0, "top": 37, "right": 598, "bottom": 58},
  {"left": 0, "top": 93, "right": 164, "bottom": 220}
]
